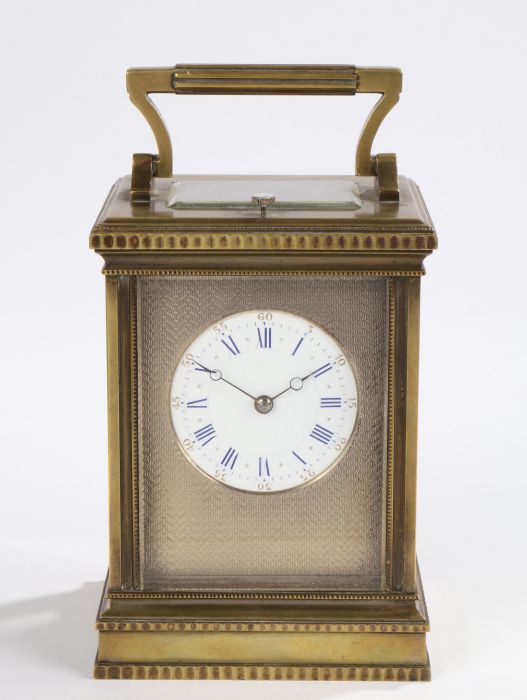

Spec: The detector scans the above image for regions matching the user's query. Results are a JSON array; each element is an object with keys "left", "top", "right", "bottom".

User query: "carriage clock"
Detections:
[{"left": 90, "top": 64, "right": 437, "bottom": 681}]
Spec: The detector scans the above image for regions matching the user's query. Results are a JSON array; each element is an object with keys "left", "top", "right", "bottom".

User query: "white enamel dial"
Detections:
[{"left": 170, "top": 310, "right": 358, "bottom": 493}]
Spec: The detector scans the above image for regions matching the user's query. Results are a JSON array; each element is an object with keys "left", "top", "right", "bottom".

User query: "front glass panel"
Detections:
[{"left": 137, "top": 275, "right": 389, "bottom": 590}]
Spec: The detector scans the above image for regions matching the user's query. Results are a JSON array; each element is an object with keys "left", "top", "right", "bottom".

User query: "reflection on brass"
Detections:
[{"left": 97, "top": 631, "right": 426, "bottom": 665}]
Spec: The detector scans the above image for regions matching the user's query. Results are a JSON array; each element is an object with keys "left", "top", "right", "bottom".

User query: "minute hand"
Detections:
[
  {"left": 192, "top": 360, "right": 256, "bottom": 401},
  {"left": 270, "top": 365, "right": 328, "bottom": 401}
]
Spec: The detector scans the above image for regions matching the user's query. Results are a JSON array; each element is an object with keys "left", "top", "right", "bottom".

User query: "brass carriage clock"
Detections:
[{"left": 90, "top": 65, "right": 437, "bottom": 681}]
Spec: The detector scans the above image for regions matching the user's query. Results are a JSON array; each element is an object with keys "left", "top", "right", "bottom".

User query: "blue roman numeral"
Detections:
[
  {"left": 292, "top": 451, "right": 307, "bottom": 465},
  {"left": 187, "top": 397, "right": 208, "bottom": 409},
  {"left": 259, "top": 457, "right": 270, "bottom": 477},
  {"left": 320, "top": 397, "right": 341, "bottom": 408},
  {"left": 194, "top": 423, "right": 216, "bottom": 446},
  {"left": 221, "top": 335, "right": 240, "bottom": 355},
  {"left": 221, "top": 447, "right": 239, "bottom": 469},
  {"left": 291, "top": 336, "right": 304, "bottom": 356},
  {"left": 313, "top": 362, "right": 332, "bottom": 378},
  {"left": 257, "top": 327, "right": 272, "bottom": 348},
  {"left": 310, "top": 424, "right": 334, "bottom": 445}
]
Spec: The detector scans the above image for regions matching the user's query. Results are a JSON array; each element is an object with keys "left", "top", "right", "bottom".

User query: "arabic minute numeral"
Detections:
[{"left": 183, "top": 352, "right": 197, "bottom": 367}]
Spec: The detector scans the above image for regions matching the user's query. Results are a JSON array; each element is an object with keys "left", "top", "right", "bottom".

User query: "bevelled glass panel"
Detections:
[{"left": 167, "top": 176, "right": 362, "bottom": 211}]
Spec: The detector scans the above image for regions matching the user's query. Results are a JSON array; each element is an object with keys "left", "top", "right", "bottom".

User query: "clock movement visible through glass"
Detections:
[{"left": 170, "top": 310, "right": 358, "bottom": 493}]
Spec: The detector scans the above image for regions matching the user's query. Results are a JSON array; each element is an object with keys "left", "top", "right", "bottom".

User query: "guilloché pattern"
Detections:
[{"left": 170, "top": 310, "right": 358, "bottom": 493}]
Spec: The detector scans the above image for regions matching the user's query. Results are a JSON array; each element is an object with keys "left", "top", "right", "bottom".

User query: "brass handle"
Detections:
[
  {"left": 172, "top": 65, "right": 358, "bottom": 95},
  {"left": 126, "top": 64, "right": 402, "bottom": 199}
]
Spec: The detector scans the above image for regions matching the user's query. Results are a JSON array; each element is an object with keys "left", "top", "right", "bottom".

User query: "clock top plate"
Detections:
[{"left": 92, "top": 174, "right": 435, "bottom": 232}]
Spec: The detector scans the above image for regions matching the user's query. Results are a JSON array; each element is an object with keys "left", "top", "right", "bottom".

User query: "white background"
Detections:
[{"left": 1, "top": 1, "right": 526, "bottom": 698}]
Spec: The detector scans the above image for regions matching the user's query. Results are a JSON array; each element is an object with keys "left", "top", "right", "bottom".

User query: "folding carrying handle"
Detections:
[{"left": 126, "top": 64, "right": 402, "bottom": 201}]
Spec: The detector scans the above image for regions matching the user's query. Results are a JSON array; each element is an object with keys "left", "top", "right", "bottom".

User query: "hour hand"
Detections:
[
  {"left": 270, "top": 362, "right": 332, "bottom": 401},
  {"left": 271, "top": 376, "right": 305, "bottom": 401}
]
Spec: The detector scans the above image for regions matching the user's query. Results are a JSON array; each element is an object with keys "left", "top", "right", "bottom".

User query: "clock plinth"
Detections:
[
  {"left": 94, "top": 567, "right": 430, "bottom": 681},
  {"left": 90, "top": 65, "right": 437, "bottom": 680}
]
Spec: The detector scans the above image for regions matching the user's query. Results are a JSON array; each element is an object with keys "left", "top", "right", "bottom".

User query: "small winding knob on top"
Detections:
[{"left": 252, "top": 193, "right": 276, "bottom": 216}]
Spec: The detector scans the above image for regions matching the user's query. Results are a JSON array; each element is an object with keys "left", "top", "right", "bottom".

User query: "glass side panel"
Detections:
[
  {"left": 137, "top": 276, "right": 388, "bottom": 591},
  {"left": 167, "top": 177, "right": 362, "bottom": 211}
]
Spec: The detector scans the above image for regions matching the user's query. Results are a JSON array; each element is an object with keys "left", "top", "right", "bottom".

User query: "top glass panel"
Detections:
[{"left": 167, "top": 177, "right": 362, "bottom": 211}]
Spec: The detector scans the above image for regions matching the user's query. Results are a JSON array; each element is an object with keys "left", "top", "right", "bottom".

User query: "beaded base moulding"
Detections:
[
  {"left": 94, "top": 569, "right": 430, "bottom": 681},
  {"left": 94, "top": 663, "right": 431, "bottom": 681}
]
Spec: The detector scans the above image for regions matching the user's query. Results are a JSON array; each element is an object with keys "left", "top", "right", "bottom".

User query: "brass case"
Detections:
[{"left": 89, "top": 64, "right": 437, "bottom": 680}]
